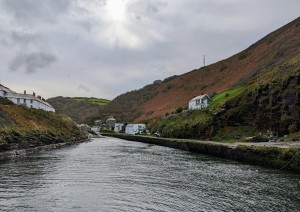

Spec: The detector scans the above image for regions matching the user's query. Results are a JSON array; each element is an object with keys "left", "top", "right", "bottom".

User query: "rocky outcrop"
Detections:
[
  {"left": 0, "top": 139, "right": 90, "bottom": 160},
  {"left": 0, "top": 131, "right": 88, "bottom": 153},
  {"left": 217, "top": 72, "right": 300, "bottom": 136}
]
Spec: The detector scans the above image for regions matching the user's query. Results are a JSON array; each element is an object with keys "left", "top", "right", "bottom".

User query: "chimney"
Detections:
[
  {"left": 33, "top": 92, "right": 35, "bottom": 97},
  {"left": 37, "top": 95, "right": 41, "bottom": 99},
  {"left": 24, "top": 90, "right": 26, "bottom": 94}
]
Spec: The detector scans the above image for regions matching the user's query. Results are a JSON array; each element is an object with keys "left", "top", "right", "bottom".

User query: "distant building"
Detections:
[
  {"left": 188, "top": 94, "right": 210, "bottom": 110},
  {"left": 0, "top": 84, "right": 55, "bottom": 112},
  {"left": 91, "top": 126, "right": 100, "bottom": 133},
  {"left": 78, "top": 124, "right": 91, "bottom": 133},
  {"left": 94, "top": 120, "right": 103, "bottom": 126},
  {"left": 125, "top": 124, "right": 146, "bottom": 135},
  {"left": 106, "top": 116, "right": 116, "bottom": 130},
  {"left": 114, "top": 123, "right": 124, "bottom": 133}
]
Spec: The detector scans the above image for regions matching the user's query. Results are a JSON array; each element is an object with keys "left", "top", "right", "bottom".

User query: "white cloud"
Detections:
[{"left": 0, "top": 0, "right": 299, "bottom": 99}]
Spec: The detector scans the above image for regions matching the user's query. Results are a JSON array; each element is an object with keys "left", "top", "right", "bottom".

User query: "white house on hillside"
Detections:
[
  {"left": 0, "top": 84, "right": 55, "bottom": 112},
  {"left": 125, "top": 124, "right": 146, "bottom": 135},
  {"left": 188, "top": 94, "right": 210, "bottom": 110}
]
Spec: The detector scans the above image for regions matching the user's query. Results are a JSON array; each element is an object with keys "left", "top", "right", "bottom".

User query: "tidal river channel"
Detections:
[{"left": 0, "top": 137, "right": 299, "bottom": 211}]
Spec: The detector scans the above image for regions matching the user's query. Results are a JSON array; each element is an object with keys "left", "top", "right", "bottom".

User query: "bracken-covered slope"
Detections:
[
  {"left": 134, "top": 17, "right": 300, "bottom": 122},
  {"left": 49, "top": 17, "right": 300, "bottom": 124}
]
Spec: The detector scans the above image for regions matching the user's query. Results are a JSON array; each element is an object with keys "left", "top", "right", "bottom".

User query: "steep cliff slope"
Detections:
[
  {"left": 109, "top": 17, "right": 300, "bottom": 123},
  {"left": 135, "top": 17, "right": 300, "bottom": 122},
  {"left": 49, "top": 17, "right": 300, "bottom": 125}
]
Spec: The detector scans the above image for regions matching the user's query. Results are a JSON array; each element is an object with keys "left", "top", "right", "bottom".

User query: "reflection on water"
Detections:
[{"left": 0, "top": 137, "right": 299, "bottom": 211}]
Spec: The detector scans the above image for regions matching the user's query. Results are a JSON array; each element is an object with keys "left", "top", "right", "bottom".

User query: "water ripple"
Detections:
[{"left": 0, "top": 137, "right": 299, "bottom": 211}]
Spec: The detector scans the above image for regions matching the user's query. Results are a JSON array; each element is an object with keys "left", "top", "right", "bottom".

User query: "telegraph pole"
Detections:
[{"left": 203, "top": 55, "right": 206, "bottom": 67}]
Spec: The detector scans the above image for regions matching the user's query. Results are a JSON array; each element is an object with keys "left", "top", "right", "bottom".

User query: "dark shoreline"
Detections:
[
  {"left": 0, "top": 138, "right": 90, "bottom": 161},
  {"left": 103, "top": 133, "right": 300, "bottom": 173}
]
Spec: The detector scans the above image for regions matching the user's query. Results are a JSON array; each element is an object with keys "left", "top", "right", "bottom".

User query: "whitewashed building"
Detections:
[
  {"left": 106, "top": 116, "right": 116, "bottom": 130},
  {"left": 125, "top": 124, "right": 146, "bottom": 135},
  {"left": 114, "top": 123, "right": 124, "bottom": 133},
  {"left": 0, "top": 84, "right": 55, "bottom": 112},
  {"left": 91, "top": 126, "right": 100, "bottom": 133},
  {"left": 188, "top": 94, "right": 210, "bottom": 110}
]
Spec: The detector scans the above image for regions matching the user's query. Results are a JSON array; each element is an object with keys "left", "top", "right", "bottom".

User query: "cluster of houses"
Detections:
[
  {"left": 1, "top": 82, "right": 211, "bottom": 137},
  {"left": 87, "top": 94, "right": 210, "bottom": 136},
  {"left": 84, "top": 116, "right": 147, "bottom": 135},
  {"left": 0, "top": 84, "right": 55, "bottom": 112}
]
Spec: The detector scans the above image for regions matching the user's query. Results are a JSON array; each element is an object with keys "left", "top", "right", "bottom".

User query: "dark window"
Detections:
[
  {"left": 17, "top": 98, "right": 20, "bottom": 103},
  {"left": 31, "top": 99, "right": 33, "bottom": 104}
]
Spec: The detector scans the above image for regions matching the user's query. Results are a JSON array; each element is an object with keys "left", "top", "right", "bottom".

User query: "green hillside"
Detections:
[{"left": 47, "top": 96, "right": 110, "bottom": 124}]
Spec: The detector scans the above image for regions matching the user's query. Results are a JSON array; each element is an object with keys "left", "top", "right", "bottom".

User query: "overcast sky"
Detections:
[{"left": 0, "top": 0, "right": 299, "bottom": 99}]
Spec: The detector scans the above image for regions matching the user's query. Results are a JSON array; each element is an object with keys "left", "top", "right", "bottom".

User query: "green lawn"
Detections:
[{"left": 73, "top": 97, "right": 110, "bottom": 106}]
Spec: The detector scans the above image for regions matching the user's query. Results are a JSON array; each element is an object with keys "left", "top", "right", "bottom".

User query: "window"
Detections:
[
  {"left": 31, "top": 99, "right": 33, "bottom": 104},
  {"left": 24, "top": 99, "right": 26, "bottom": 103},
  {"left": 196, "top": 99, "right": 200, "bottom": 105},
  {"left": 17, "top": 98, "right": 20, "bottom": 103}
]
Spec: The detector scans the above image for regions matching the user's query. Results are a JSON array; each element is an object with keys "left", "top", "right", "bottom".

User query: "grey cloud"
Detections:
[
  {"left": 78, "top": 85, "right": 90, "bottom": 93},
  {"left": 77, "top": 19, "right": 97, "bottom": 31},
  {"left": 1, "top": 0, "right": 71, "bottom": 24},
  {"left": 11, "top": 30, "right": 39, "bottom": 45},
  {"left": 146, "top": 0, "right": 168, "bottom": 14},
  {"left": 9, "top": 52, "right": 56, "bottom": 73},
  {"left": 0, "top": 0, "right": 299, "bottom": 99},
  {"left": 128, "top": 0, "right": 168, "bottom": 21}
]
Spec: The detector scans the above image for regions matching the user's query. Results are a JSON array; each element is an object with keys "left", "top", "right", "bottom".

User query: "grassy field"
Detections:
[
  {"left": 73, "top": 97, "right": 110, "bottom": 106},
  {"left": 208, "top": 86, "right": 247, "bottom": 111}
]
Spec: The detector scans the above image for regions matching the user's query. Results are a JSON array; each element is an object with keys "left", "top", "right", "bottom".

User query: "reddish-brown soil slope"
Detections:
[
  {"left": 48, "top": 18, "right": 300, "bottom": 125},
  {"left": 135, "top": 17, "right": 300, "bottom": 122}
]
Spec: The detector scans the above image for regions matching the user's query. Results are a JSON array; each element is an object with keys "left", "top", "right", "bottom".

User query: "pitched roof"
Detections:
[
  {"left": 0, "top": 84, "right": 15, "bottom": 93},
  {"left": 0, "top": 83, "right": 54, "bottom": 109},
  {"left": 189, "top": 94, "right": 210, "bottom": 102},
  {"left": 5, "top": 92, "right": 54, "bottom": 108}
]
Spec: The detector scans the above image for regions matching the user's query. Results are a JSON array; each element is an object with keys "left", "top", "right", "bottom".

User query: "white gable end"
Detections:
[{"left": 188, "top": 94, "right": 210, "bottom": 110}]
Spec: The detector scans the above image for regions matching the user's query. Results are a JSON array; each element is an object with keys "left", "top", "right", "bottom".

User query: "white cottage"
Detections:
[
  {"left": 114, "top": 123, "right": 124, "bottom": 133},
  {"left": 188, "top": 94, "right": 210, "bottom": 110},
  {"left": 125, "top": 124, "right": 146, "bottom": 135},
  {"left": 0, "top": 84, "right": 55, "bottom": 112}
]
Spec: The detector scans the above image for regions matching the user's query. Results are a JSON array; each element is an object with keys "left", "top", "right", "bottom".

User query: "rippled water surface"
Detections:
[{"left": 0, "top": 137, "right": 299, "bottom": 211}]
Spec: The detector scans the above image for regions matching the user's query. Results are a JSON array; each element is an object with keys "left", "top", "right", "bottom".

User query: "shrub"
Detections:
[
  {"left": 175, "top": 107, "right": 183, "bottom": 114},
  {"left": 238, "top": 52, "right": 247, "bottom": 60},
  {"left": 220, "top": 64, "right": 228, "bottom": 72}
]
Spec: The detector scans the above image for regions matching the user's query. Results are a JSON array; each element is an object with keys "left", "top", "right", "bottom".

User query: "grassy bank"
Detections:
[
  {"left": 0, "top": 104, "right": 87, "bottom": 152},
  {"left": 102, "top": 133, "right": 300, "bottom": 173}
]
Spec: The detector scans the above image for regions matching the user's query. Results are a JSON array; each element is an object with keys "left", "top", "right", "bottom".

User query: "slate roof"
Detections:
[
  {"left": 189, "top": 94, "right": 210, "bottom": 102},
  {"left": 0, "top": 84, "right": 15, "bottom": 93}
]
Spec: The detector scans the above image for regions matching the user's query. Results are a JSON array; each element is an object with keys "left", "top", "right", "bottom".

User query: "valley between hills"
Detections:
[{"left": 0, "top": 17, "right": 299, "bottom": 172}]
